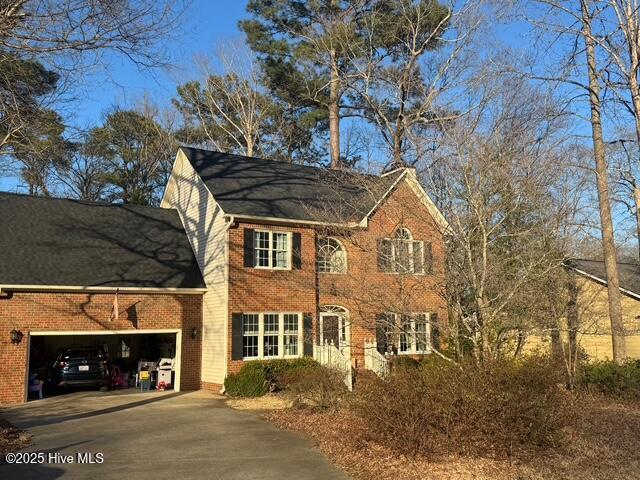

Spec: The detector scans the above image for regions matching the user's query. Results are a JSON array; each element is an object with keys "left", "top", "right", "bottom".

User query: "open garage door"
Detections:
[{"left": 26, "top": 329, "right": 182, "bottom": 401}]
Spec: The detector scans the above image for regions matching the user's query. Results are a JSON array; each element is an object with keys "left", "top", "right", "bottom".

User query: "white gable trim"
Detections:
[{"left": 565, "top": 265, "right": 640, "bottom": 301}]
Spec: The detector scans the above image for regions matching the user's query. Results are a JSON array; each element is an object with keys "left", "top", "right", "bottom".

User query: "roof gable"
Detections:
[
  {"left": 178, "top": 146, "right": 441, "bottom": 227},
  {"left": 565, "top": 258, "right": 640, "bottom": 299}
]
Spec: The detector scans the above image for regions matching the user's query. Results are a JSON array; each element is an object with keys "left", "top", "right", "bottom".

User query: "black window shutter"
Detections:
[
  {"left": 377, "top": 238, "right": 392, "bottom": 272},
  {"left": 303, "top": 313, "right": 314, "bottom": 356},
  {"left": 424, "top": 242, "right": 433, "bottom": 274},
  {"left": 243, "top": 228, "right": 254, "bottom": 268},
  {"left": 375, "top": 313, "right": 388, "bottom": 354},
  {"left": 292, "top": 232, "right": 302, "bottom": 269},
  {"left": 430, "top": 312, "right": 440, "bottom": 351},
  {"left": 413, "top": 241, "right": 424, "bottom": 274},
  {"left": 231, "top": 313, "right": 244, "bottom": 360}
]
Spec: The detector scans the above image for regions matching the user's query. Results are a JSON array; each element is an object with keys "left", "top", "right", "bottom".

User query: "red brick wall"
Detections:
[
  {"left": 227, "top": 223, "right": 318, "bottom": 374},
  {"left": 225, "top": 177, "right": 447, "bottom": 373},
  {"left": 319, "top": 180, "right": 448, "bottom": 367},
  {"left": 0, "top": 291, "right": 203, "bottom": 405}
]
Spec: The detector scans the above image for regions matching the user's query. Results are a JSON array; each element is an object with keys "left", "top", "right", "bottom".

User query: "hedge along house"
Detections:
[
  {"left": 0, "top": 193, "right": 206, "bottom": 405},
  {"left": 161, "top": 147, "right": 449, "bottom": 392}
]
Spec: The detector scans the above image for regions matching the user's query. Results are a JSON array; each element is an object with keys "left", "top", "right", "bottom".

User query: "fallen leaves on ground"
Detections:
[
  {"left": 265, "top": 394, "right": 640, "bottom": 480},
  {"left": 0, "top": 418, "right": 31, "bottom": 455}
]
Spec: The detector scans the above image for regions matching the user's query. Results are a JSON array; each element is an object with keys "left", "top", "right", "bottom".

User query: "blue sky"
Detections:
[{"left": 2, "top": 0, "right": 251, "bottom": 191}]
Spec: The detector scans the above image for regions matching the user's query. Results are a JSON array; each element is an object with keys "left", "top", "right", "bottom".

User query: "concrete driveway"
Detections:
[{"left": 0, "top": 390, "right": 349, "bottom": 480}]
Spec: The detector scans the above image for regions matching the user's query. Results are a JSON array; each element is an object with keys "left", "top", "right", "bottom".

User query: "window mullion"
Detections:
[
  {"left": 411, "top": 317, "right": 417, "bottom": 353},
  {"left": 279, "top": 314, "right": 284, "bottom": 358},
  {"left": 258, "top": 313, "right": 264, "bottom": 358}
]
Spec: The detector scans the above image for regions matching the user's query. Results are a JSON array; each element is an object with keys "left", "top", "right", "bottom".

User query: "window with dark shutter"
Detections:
[
  {"left": 243, "top": 228, "right": 254, "bottom": 268},
  {"left": 292, "top": 232, "right": 302, "bottom": 269},
  {"left": 303, "top": 313, "right": 314, "bottom": 356},
  {"left": 413, "top": 240, "right": 424, "bottom": 273},
  {"left": 377, "top": 238, "right": 392, "bottom": 272},
  {"left": 430, "top": 312, "right": 440, "bottom": 350},
  {"left": 424, "top": 242, "right": 433, "bottom": 274},
  {"left": 375, "top": 313, "right": 390, "bottom": 354},
  {"left": 231, "top": 313, "right": 244, "bottom": 360}
]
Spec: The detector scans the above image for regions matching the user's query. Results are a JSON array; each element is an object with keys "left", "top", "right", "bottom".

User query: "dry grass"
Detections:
[
  {"left": 265, "top": 394, "right": 640, "bottom": 480},
  {"left": 0, "top": 417, "right": 31, "bottom": 455},
  {"left": 226, "top": 393, "right": 293, "bottom": 411}
]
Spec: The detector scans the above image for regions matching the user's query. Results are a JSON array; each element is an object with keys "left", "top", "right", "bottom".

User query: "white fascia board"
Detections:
[
  {"left": 567, "top": 265, "right": 640, "bottom": 301},
  {"left": 0, "top": 285, "right": 207, "bottom": 295}
]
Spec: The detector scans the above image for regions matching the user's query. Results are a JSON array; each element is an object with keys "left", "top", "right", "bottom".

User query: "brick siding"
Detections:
[
  {"left": 225, "top": 178, "right": 448, "bottom": 373},
  {"left": 0, "top": 291, "right": 203, "bottom": 405}
]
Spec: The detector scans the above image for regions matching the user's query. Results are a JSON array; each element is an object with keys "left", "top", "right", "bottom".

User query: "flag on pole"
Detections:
[{"left": 110, "top": 288, "right": 119, "bottom": 322}]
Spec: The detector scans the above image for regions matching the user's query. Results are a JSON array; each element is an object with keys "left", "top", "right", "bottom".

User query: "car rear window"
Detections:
[{"left": 63, "top": 348, "right": 104, "bottom": 359}]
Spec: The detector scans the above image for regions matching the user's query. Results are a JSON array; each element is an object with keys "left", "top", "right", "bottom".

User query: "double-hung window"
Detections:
[
  {"left": 389, "top": 312, "right": 431, "bottom": 354},
  {"left": 242, "top": 313, "right": 302, "bottom": 359},
  {"left": 379, "top": 228, "right": 430, "bottom": 274},
  {"left": 254, "top": 230, "right": 291, "bottom": 269}
]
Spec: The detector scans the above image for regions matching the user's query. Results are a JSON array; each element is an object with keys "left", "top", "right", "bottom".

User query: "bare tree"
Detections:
[{"left": 529, "top": 0, "right": 627, "bottom": 362}]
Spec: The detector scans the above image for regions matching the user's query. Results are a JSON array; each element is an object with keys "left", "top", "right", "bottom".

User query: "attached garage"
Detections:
[
  {"left": 28, "top": 329, "right": 183, "bottom": 398},
  {"left": 0, "top": 193, "right": 206, "bottom": 405}
]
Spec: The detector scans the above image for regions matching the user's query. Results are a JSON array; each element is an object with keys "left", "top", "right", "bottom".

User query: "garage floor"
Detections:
[{"left": 0, "top": 390, "right": 348, "bottom": 480}]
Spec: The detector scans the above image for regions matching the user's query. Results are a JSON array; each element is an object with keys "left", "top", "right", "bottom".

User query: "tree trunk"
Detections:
[
  {"left": 329, "top": 60, "right": 341, "bottom": 169},
  {"left": 635, "top": 185, "right": 640, "bottom": 261},
  {"left": 581, "top": 0, "right": 627, "bottom": 362}
]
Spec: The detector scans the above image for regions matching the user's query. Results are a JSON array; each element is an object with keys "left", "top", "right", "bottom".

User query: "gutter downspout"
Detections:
[{"left": 220, "top": 215, "right": 234, "bottom": 395}]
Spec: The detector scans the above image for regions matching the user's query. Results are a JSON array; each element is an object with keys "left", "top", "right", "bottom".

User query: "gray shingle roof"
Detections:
[
  {"left": 565, "top": 258, "right": 640, "bottom": 298},
  {"left": 180, "top": 147, "right": 404, "bottom": 224},
  {"left": 0, "top": 192, "right": 205, "bottom": 289}
]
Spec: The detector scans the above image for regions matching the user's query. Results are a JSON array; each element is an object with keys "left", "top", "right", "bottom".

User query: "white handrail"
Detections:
[
  {"left": 313, "top": 340, "right": 353, "bottom": 390},
  {"left": 364, "top": 339, "right": 389, "bottom": 377}
]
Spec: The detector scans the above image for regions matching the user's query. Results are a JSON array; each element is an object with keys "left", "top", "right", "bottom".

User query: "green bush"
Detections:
[
  {"left": 224, "top": 367, "right": 269, "bottom": 398},
  {"left": 579, "top": 359, "right": 640, "bottom": 399},
  {"left": 224, "top": 358, "right": 321, "bottom": 397},
  {"left": 352, "top": 355, "right": 569, "bottom": 458}
]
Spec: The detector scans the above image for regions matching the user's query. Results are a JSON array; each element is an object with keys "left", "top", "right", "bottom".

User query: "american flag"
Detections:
[{"left": 110, "top": 288, "right": 119, "bottom": 322}]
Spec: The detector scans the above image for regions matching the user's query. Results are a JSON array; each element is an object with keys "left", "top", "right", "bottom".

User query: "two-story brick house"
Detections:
[{"left": 161, "top": 147, "right": 449, "bottom": 392}]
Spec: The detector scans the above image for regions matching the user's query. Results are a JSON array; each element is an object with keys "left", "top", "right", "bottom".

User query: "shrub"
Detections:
[
  {"left": 352, "top": 355, "right": 569, "bottom": 458},
  {"left": 578, "top": 359, "right": 640, "bottom": 399},
  {"left": 389, "top": 356, "right": 420, "bottom": 372},
  {"left": 224, "top": 367, "right": 269, "bottom": 398},
  {"left": 224, "top": 358, "right": 321, "bottom": 397},
  {"left": 284, "top": 366, "right": 348, "bottom": 410}
]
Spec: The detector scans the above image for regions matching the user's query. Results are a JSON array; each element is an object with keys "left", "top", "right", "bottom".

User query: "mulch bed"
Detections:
[
  {"left": 265, "top": 395, "right": 640, "bottom": 480},
  {"left": 0, "top": 417, "right": 31, "bottom": 455}
]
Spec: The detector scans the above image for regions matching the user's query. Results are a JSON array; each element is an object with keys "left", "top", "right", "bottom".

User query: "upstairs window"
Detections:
[
  {"left": 254, "top": 230, "right": 290, "bottom": 269},
  {"left": 317, "top": 237, "right": 347, "bottom": 274},
  {"left": 378, "top": 227, "right": 432, "bottom": 274}
]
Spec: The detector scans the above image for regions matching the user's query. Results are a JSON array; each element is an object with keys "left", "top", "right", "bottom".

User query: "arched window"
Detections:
[
  {"left": 317, "top": 237, "right": 347, "bottom": 273},
  {"left": 378, "top": 227, "right": 431, "bottom": 274}
]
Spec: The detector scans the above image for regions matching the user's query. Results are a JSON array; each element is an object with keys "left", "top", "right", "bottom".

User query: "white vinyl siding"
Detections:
[{"left": 161, "top": 151, "right": 228, "bottom": 385}]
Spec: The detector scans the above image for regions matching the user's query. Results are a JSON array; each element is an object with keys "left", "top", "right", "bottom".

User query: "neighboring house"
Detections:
[
  {"left": 161, "top": 147, "right": 449, "bottom": 391},
  {"left": 563, "top": 259, "right": 640, "bottom": 360},
  {"left": 0, "top": 193, "right": 206, "bottom": 405}
]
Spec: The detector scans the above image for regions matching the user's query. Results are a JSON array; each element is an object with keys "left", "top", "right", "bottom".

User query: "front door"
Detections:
[{"left": 321, "top": 314, "right": 341, "bottom": 347}]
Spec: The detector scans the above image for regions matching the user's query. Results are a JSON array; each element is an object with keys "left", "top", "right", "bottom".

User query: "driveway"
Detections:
[{"left": 0, "top": 390, "right": 349, "bottom": 480}]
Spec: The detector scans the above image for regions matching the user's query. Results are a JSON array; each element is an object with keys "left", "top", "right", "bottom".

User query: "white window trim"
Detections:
[
  {"left": 389, "top": 312, "right": 431, "bottom": 355},
  {"left": 242, "top": 312, "right": 303, "bottom": 360},
  {"left": 383, "top": 229, "right": 425, "bottom": 276},
  {"left": 253, "top": 230, "right": 292, "bottom": 270},
  {"left": 317, "top": 237, "right": 348, "bottom": 274}
]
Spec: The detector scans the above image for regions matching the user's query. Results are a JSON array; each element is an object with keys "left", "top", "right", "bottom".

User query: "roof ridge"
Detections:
[
  {"left": 0, "top": 190, "right": 173, "bottom": 213},
  {"left": 179, "top": 145, "right": 386, "bottom": 180}
]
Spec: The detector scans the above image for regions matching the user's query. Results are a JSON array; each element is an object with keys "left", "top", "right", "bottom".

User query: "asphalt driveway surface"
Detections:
[{"left": 0, "top": 390, "right": 348, "bottom": 480}]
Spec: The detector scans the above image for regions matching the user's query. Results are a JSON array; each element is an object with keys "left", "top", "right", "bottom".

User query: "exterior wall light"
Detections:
[
  {"left": 10, "top": 329, "right": 23, "bottom": 344},
  {"left": 192, "top": 328, "right": 198, "bottom": 340}
]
